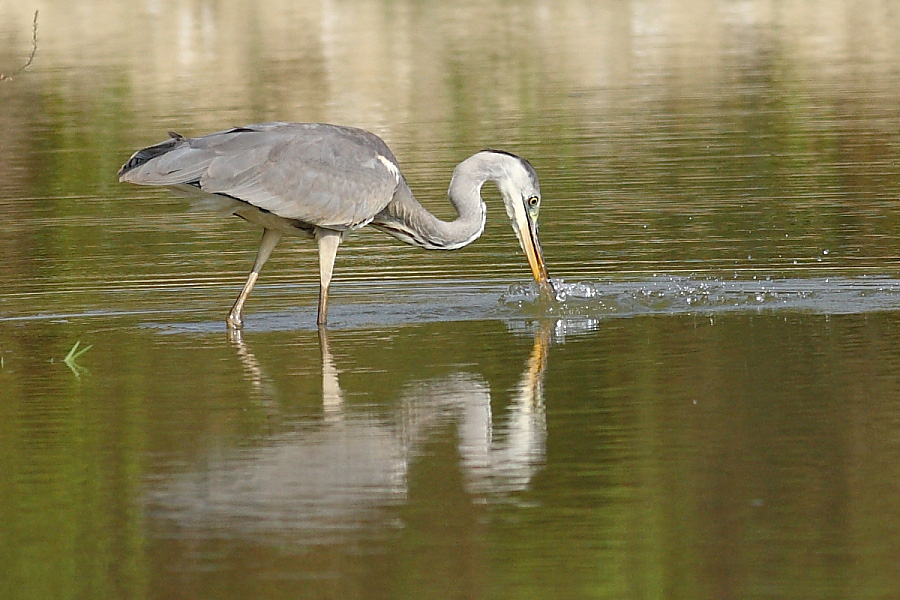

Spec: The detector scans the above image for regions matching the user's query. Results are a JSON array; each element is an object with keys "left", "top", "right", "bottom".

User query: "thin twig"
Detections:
[{"left": 0, "top": 10, "right": 39, "bottom": 82}]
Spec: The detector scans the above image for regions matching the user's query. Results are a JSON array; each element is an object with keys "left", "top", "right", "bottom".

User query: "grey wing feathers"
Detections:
[{"left": 119, "top": 122, "right": 403, "bottom": 230}]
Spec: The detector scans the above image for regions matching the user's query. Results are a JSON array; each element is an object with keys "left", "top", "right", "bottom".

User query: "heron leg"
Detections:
[
  {"left": 226, "top": 228, "right": 282, "bottom": 329},
  {"left": 315, "top": 228, "right": 343, "bottom": 327}
]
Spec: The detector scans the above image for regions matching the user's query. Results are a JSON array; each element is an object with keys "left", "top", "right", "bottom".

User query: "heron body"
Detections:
[{"left": 119, "top": 122, "right": 551, "bottom": 328}]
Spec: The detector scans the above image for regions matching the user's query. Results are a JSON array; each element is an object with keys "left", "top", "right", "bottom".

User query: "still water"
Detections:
[{"left": 1, "top": 1, "right": 899, "bottom": 598}]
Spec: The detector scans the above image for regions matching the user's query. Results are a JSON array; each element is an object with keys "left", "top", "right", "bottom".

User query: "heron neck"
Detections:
[{"left": 372, "top": 178, "right": 486, "bottom": 250}]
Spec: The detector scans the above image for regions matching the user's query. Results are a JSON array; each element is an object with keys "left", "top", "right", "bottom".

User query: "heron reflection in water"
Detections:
[
  {"left": 148, "top": 326, "right": 551, "bottom": 536},
  {"left": 119, "top": 123, "right": 553, "bottom": 328}
]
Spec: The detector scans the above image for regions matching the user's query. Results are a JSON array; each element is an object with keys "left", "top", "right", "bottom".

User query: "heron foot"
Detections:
[
  {"left": 226, "top": 312, "right": 244, "bottom": 330},
  {"left": 226, "top": 327, "right": 244, "bottom": 344}
]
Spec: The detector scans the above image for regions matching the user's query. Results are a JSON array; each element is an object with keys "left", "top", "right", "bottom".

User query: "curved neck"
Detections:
[{"left": 372, "top": 154, "right": 501, "bottom": 250}]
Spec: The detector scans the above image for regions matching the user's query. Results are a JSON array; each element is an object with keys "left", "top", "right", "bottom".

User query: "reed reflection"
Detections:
[{"left": 150, "top": 325, "right": 551, "bottom": 540}]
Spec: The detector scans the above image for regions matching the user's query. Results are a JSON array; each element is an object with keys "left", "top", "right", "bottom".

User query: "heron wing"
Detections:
[{"left": 120, "top": 122, "right": 403, "bottom": 230}]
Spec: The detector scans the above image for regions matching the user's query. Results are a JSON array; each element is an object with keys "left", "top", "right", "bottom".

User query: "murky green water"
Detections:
[{"left": 1, "top": 1, "right": 899, "bottom": 598}]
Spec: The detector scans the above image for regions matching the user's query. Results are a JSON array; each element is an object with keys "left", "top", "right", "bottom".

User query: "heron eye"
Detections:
[{"left": 527, "top": 196, "right": 539, "bottom": 208}]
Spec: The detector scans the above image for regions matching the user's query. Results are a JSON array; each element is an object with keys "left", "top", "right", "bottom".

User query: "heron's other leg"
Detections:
[
  {"left": 315, "top": 228, "right": 343, "bottom": 327},
  {"left": 227, "top": 228, "right": 282, "bottom": 329}
]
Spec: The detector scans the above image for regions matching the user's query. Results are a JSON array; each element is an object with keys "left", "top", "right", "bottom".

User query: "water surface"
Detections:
[{"left": 1, "top": 1, "right": 899, "bottom": 599}]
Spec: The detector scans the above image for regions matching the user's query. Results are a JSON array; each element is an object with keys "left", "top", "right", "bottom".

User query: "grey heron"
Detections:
[{"left": 118, "top": 122, "right": 552, "bottom": 327}]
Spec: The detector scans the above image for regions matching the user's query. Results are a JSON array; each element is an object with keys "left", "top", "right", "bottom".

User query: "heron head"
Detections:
[{"left": 480, "top": 150, "right": 553, "bottom": 297}]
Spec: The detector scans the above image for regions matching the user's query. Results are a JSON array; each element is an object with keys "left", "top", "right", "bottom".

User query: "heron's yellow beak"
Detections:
[{"left": 515, "top": 212, "right": 554, "bottom": 297}]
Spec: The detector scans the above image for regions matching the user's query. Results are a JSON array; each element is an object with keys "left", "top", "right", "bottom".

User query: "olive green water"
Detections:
[{"left": 1, "top": 1, "right": 899, "bottom": 599}]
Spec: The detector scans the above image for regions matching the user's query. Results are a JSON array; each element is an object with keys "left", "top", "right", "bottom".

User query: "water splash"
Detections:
[
  {"left": 501, "top": 275, "right": 900, "bottom": 318},
  {"left": 503, "top": 279, "right": 600, "bottom": 303}
]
